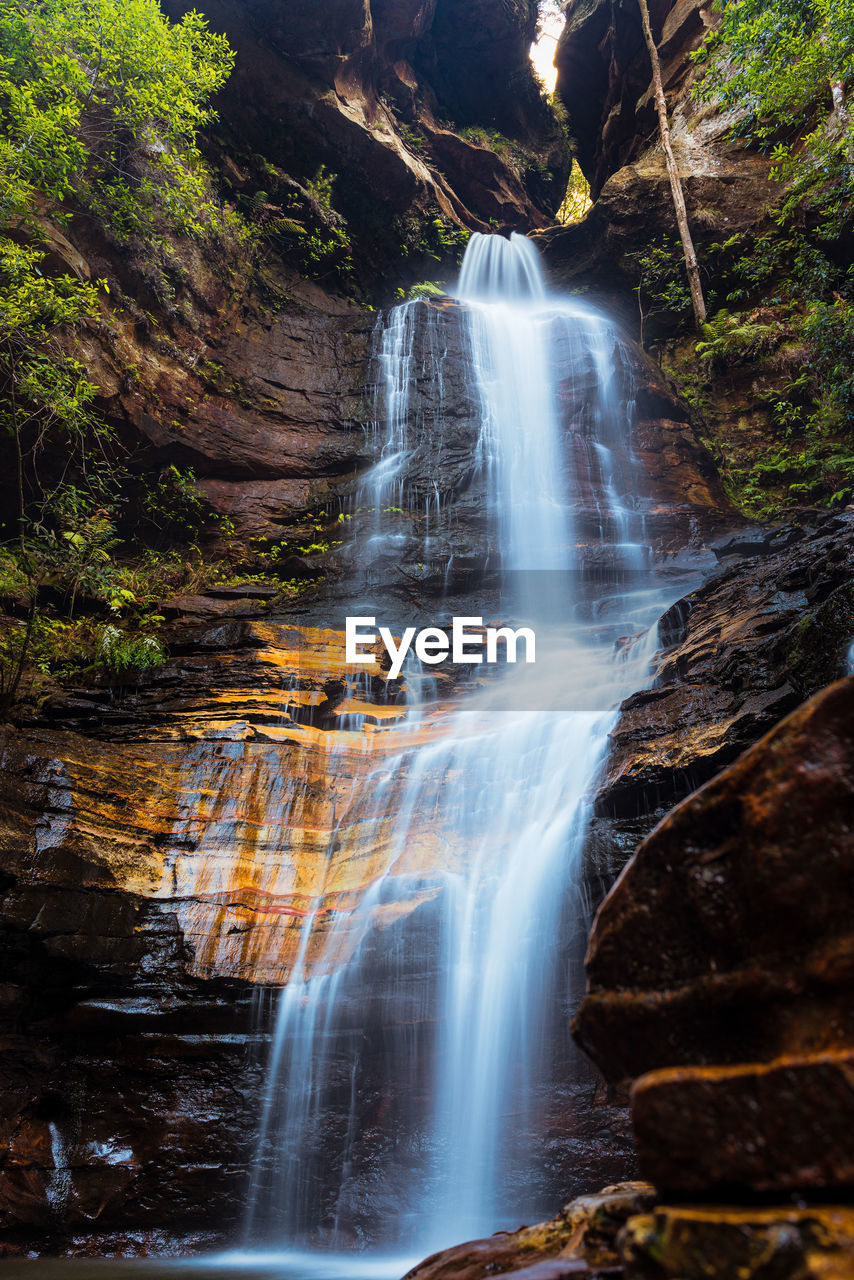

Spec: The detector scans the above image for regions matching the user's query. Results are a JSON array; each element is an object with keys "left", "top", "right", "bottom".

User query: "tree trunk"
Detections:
[
  {"left": 637, "top": 0, "right": 707, "bottom": 328},
  {"left": 830, "top": 79, "right": 854, "bottom": 169}
]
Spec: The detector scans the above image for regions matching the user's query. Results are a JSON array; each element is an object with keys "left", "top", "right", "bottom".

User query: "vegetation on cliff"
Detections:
[
  {"left": 642, "top": 0, "right": 854, "bottom": 518},
  {"left": 0, "top": 0, "right": 246, "bottom": 714}
]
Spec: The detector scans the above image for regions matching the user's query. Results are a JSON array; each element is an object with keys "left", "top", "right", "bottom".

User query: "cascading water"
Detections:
[{"left": 242, "top": 233, "right": 688, "bottom": 1261}]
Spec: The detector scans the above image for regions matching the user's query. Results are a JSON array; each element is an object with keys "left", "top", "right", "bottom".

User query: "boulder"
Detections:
[
  {"left": 620, "top": 1205, "right": 854, "bottom": 1280},
  {"left": 632, "top": 1051, "right": 854, "bottom": 1193},
  {"left": 576, "top": 675, "right": 854, "bottom": 1087},
  {"left": 402, "top": 1182, "right": 657, "bottom": 1280}
]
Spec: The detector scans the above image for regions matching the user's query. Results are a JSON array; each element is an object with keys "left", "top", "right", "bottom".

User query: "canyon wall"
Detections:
[
  {"left": 540, "top": 0, "right": 778, "bottom": 328},
  {"left": 1, "top": 0, "right": 853, "bottom": 1262}
]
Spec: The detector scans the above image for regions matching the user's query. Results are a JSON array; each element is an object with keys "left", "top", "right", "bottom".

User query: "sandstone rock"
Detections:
[
  {"left": 163, "top": 0, "right": 568, "bottom": 277},
  {"left": 576, "top": 675, "right": 854, "bottom": 1087},
  {"left": 593, "top": 511, "right": 854, "bottom": 849},
  {"left": 632, "top": 1051, "right": 854, "bottom": 1193},
  {"left": 121, "top": 306, "right": 375, "bottom": 481},
  {"left": 0, "top": 897, "right": 262, "bottom": 1247},
  {"left": 330, "top": 297, "right": 732, "bottom": 585},
  {"left": 0, "top": 619, "right": 438, "bottom": 1246},
  {"left": 543, "top": 0, "right": 779, "bottom": 333},
  {"left": 158, "top": 593, "right": 269, "bottom": 621},
  {"left": 620, "top": 1205, "right": 854, "bottom": 1280},
  {"left": 402, "top": 1182, "right": 657, "bottom": 1279},
  {"left": 197, "top": 478, "right": 335, "bottom": 543}
]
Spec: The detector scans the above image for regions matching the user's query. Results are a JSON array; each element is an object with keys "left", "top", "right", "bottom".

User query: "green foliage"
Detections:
[
  {"left": 459, "top": 125, "right": 516, "bottom": 156},
  {"left": 695, "top": 308, "right": 779, "bottom": 363},
  {"left": 96, "top": 622, "right": 165, "bottom": 677},
  {"left": 0, "top": 0, "right": 245, "bottom": 717},
  {"left": 632, "top": 239, "right": 693, "bottom": 344},
  {"left": 0, "top": 235, "right": 102, "bottom": 543},
  {"left": 247, "top": 164, "right": 354, "bottom": 285},
  {"left": 556, "top": 166, "right": 592, "bottom": 225},
  {"left": 802, "top": 296, "right": 854, "bottom": 417},
  {"left": 456, "top": 122, "right": 558, "bottom": 189},
  {"left": 407, "top": 280, "right": 446, "bottom": 300},
  {"left": 396, "top": 210, "right": 470, "bottom": 267},
  {"left": 142, "top": 464, "right": 212, "bottom": 543},
  {"left": 0, "top": 0, "right": 236, "bottom": 241},
  {"left": 1, "top": 612, "right": 93, "bottom": 711},
  {"left": 695, "top": 0, "right": 854, "bottom": 223}
]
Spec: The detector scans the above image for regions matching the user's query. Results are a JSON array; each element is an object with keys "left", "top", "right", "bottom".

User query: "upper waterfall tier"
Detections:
[{"left": 456, "top": 231, "right": 547, "bottom": 303}]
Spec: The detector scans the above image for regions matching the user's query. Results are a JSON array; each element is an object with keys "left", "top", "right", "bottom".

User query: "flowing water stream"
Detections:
[
  {"left": 11, "top": 235, "right": 697, "bottom": 1280},
  {"left": 235, "top": 234, "right": 686, "bottom": 1263}
]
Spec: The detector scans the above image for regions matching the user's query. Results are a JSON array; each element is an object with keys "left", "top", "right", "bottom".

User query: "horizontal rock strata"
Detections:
[{"left": 632, "top": 1051, "right": 854, "bottom": 1193}]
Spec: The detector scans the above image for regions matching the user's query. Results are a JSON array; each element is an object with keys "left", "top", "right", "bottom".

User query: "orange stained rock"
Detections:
[{"left": 0, "top": 623, "right": 479, "bottom": 985}]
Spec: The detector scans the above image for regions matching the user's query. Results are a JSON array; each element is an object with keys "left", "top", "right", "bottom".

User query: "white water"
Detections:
[{"left": 243, "top": 233, "right": 684, "bottom": 1259}]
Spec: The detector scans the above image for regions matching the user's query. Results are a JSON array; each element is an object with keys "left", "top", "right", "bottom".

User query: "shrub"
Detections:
[{"left": 97, "top": 623, "right": 165, "bottom": 677}]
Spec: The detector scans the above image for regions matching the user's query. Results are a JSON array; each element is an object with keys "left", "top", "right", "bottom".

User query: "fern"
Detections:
[
  {"left": 407, "top": 281, "right": 446, "bottom": 301},
  {"left": 695, "top": 308, "right": 778, "bottom": 362}
]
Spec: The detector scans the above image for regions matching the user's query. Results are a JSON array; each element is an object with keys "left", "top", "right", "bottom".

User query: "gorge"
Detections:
[{"left": 1, "top": 0, "right": 853, "bottom": 1277}]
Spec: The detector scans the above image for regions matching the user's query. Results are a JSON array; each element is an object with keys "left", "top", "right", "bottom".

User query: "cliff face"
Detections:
[
  {"left": 0, "top": 290, "right": 737, "bottom": 1248},
  {"left": 162, "top": 0, "right": 570, "bottom": 283},
  {"left": 540, "top": 0, "right": 778, "bottom": 325}
]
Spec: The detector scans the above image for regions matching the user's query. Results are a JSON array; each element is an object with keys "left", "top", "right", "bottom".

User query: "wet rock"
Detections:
[
  {"left": 0, "top": 888, "right": 262, "bottom": 1248},
  {"left": 576, "top": 675, "right": 854, "bottom": 1087},
  {"left": 620, "top": 1205, "right": 854, "bottom": 1280},
  {"left": 632, "top": 1051, "right": 854, "bottom": 1193},
  {"left": 402, "top": 1182, "right": 657, "bottom": 1279},
  {"left": 594, "top": 511, "right": 854, "bottom": 853},
  {"left": 343, "top": 298, "right": 731, "bottom": 582}
]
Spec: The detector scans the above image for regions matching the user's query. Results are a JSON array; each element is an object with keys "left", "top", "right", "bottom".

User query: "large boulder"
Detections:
[
  {"left": 577, "top": 675, "right": 854, "bottom": 1087},
  {"left": 587, "top": 510, "right": 854, "bottom": 893}
]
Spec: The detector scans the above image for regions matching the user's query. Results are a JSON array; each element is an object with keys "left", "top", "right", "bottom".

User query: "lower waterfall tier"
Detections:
[{"left": 0, "top": 511, "right": 852, "bottom": 1249}]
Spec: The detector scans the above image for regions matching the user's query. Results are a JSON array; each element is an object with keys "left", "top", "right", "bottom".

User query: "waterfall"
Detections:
[{"left": 241, "top": 233, "right": 682, "bottom": 1258}]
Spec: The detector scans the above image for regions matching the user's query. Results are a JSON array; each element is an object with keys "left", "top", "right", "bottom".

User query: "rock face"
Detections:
[
  {"left": 0, "top": 616, "right": 467, "bottom": 1248},
  {"left": 0, "top": 0, "right": 572, "bottom": 564},
  {"left": 587, "top": 510, "right": 854, "bottom": 890},
  {"left": 402, "top": 1188, "right": 854, "bottom": 1280},
  {"left": 541, "top": 0, "right": 778, "bottom": 328},
  {"left": 332, "top": 297, "right": 734, "bottom": 585},
  {"left": 575, "top": 674, "right": 854, "bottom": 1198},
  {"left": 579, "top": 675, "right": 854, "bottom": 1084},
  {"left": 0, "top": 622, "right": 462, "bottom": 990},
  {"left": 164, "top": 0, "right": 569, "bottom": 279}
]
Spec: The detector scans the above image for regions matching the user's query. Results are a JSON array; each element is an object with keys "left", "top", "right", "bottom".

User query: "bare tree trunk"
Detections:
[
  {"left": 637, "top": 0, "right": 707, "bottom": 328},
  {"left": 830, "top": 79, "right": 854, "bottom": 168}
]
